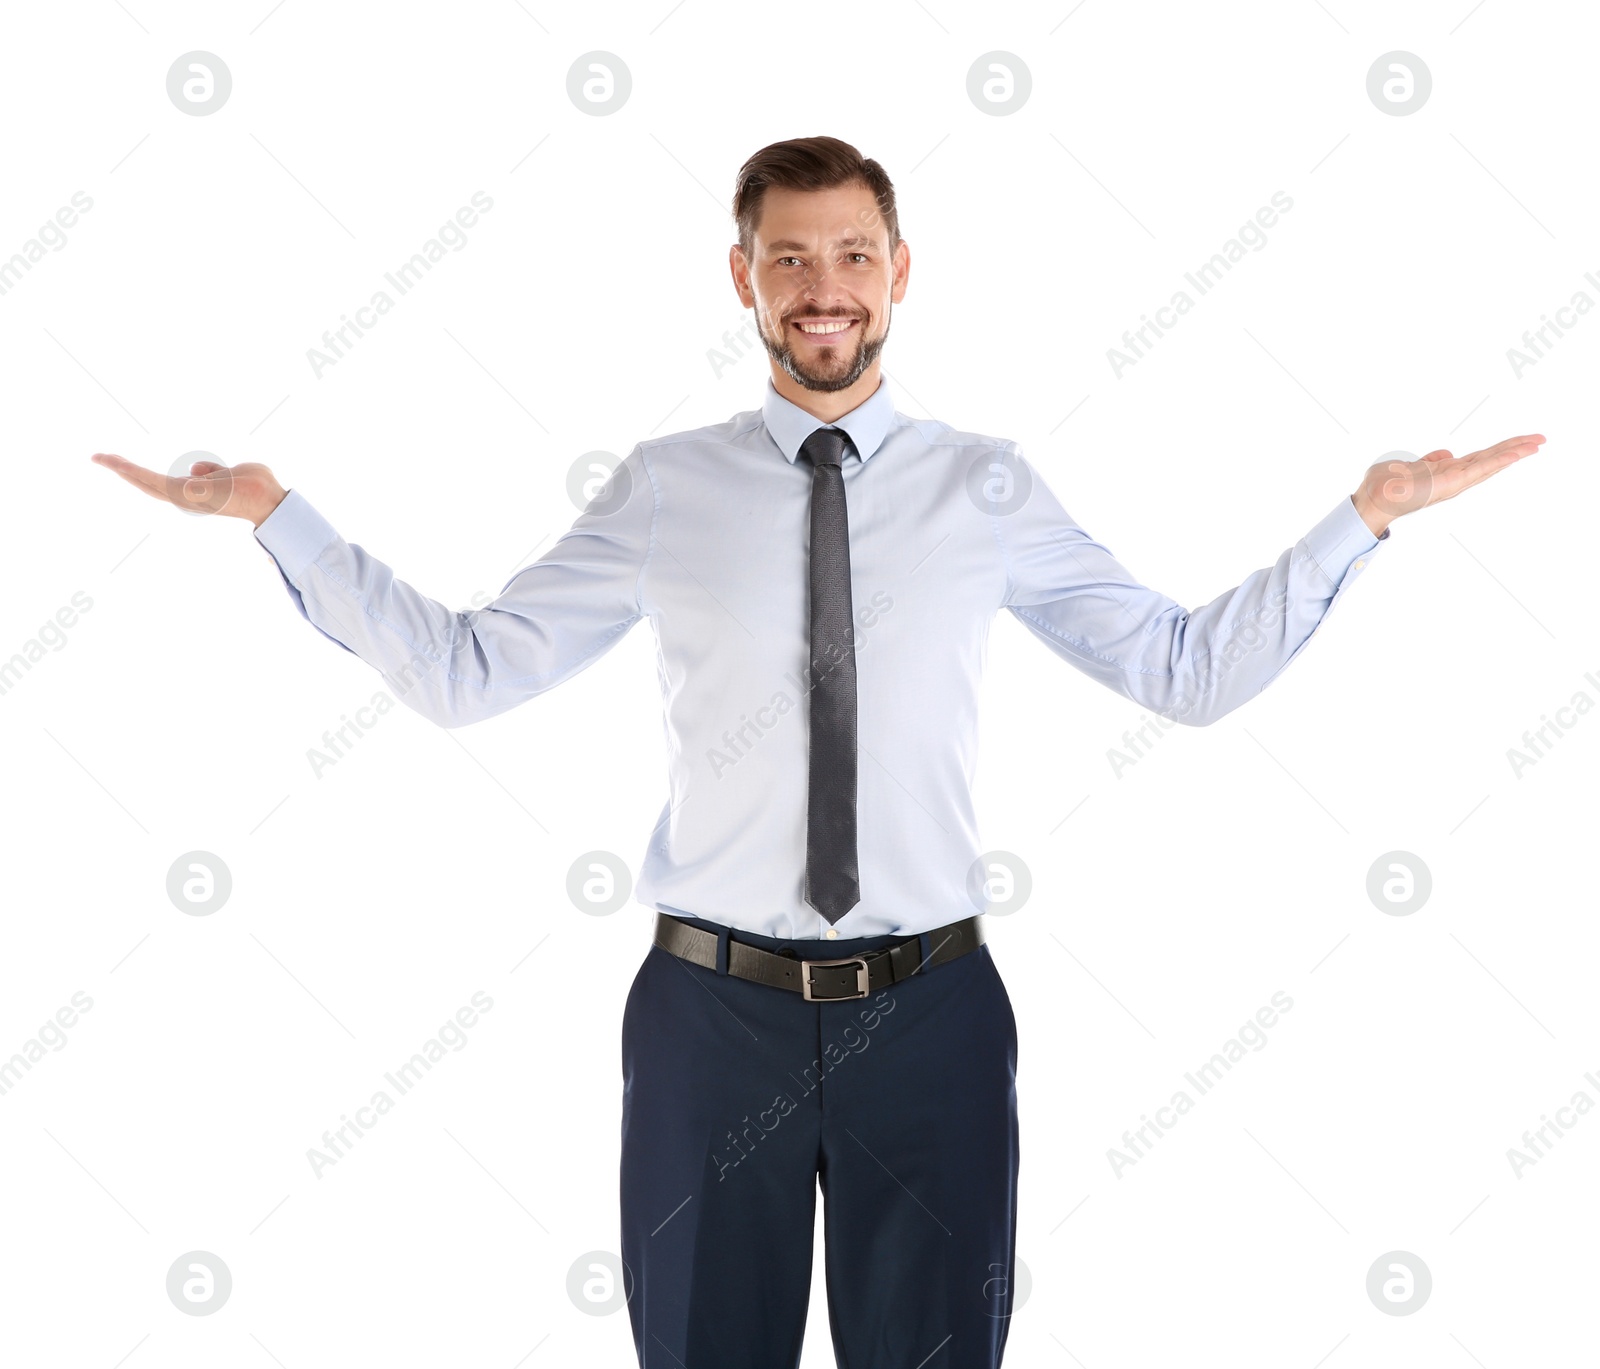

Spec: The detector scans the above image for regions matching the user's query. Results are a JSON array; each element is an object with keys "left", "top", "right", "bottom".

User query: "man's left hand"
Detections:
[{"left": 1351, "top": 432, "right": 1546, "bottom": 537}]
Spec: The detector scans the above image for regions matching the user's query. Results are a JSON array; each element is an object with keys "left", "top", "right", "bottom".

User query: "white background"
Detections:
[{"left": 1, "top": 1, "right": 1593, "bottom": 1365}]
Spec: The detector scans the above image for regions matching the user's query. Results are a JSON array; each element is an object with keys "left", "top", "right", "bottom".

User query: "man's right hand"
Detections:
[{"left": 90, "top": 454, "right": 289, "bottom": 527}]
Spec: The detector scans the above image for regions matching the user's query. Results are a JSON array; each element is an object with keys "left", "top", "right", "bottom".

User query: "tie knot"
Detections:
[{"left": 799, "top": 427, "right": 852, "bottom": 469}]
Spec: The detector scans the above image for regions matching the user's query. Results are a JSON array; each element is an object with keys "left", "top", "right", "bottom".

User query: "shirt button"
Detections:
[
  {"left": 825, "top": 927, "right": 839, "bottom": 940},
  {"left": 1354, "top": 559, "right": 1365, "bottom": 569}
]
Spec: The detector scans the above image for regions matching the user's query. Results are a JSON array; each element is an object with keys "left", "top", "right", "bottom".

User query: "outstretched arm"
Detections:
[
  {"left": 90, "top": 450, "right": 654, "bottom": 728},
  {"left": 995, "top": 433, "right": 1544, "bottom": 726}
]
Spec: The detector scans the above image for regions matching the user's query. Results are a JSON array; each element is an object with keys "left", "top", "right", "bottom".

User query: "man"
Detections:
[{"left": 95, "top": 135, "right": 1542, "bottom": 1368}]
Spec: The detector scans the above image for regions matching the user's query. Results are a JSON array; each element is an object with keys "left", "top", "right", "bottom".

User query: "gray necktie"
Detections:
[{"left": 798, "top": 426, "right": 860, "bottom": 924}]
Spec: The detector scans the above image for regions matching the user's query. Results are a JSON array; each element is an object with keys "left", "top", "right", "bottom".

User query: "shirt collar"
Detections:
[{"left": 761, "top": 374, "right": 895, "bottom": 464}]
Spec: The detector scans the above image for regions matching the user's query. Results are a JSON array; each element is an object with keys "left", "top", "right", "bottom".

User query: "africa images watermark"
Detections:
[
  {"left": 1106, "top": 585, "right": 1289, "bottom": 775},
  {"left": 305, "top": 589, "right": 493, "bottom": 777},
  {"left": 1107, "top": 990, "right": 1295, "bottom": 1178},
  {"left": 1505, "top": 268, "right": 1600, "bottom": 379},
  {"left": 0, "top": 191, "right": 94, "bottom": 298},
  {"left": 1505, "top": 1067, "right": 1600, "bottom": 1178},
  {"left": 306, "top": 191, "right": 495, "bottom": 379},
  {"left": 1504, "top": 668, "right": 1600, "bottom": 778},
  {"left": 705, "top": 588, "right": 893, "bottom": 780},
  {"left": 712, "top": 988, "right": 898, "bottom": 1181},
  {"left": 0, "top": 991, "right": 96, "bottom": 1098},
  {"left": 706, "top": 309, "right": 766, "bottom": 380},
  {"left": 1107, "top": 191, "right": 1295, "bottom": 378},
  {"left": 0, "top": 591, "right": 95, "bottom": 699},
  {"left": 306, "top": 991, "right": 494, "bottom": 1178}
]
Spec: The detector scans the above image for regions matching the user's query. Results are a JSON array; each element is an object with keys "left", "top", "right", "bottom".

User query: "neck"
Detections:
[{"left": 769, "top": 363, "right": 882, "bottom": 424}]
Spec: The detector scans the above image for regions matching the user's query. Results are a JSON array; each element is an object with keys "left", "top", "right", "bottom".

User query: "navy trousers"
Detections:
[{"left": 620, "top": 912, "right": 1020, "bottom": 1368}]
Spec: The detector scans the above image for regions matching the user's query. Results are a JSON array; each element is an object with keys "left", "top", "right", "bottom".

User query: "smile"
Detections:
[{"left": 793, "top": 318, "right": 858, "bottom": 340}]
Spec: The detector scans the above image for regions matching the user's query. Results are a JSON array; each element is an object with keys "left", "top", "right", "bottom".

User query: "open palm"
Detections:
[
  {"left": 90, "top": 453, "right": 287, "bottom": 526},
  {"left": 1356, "top": 433, "right": 1545, "bottom": 527}
]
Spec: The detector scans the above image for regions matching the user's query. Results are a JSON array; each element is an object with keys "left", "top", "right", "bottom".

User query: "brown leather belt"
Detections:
[{"left": 652, "top": 912, "right": 984, "bottom": 1001}]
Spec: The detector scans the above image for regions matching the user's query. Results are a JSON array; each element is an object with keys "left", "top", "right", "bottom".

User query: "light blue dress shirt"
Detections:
[{"left": 253, "top": 375, "right": 1386, "bottom": 938}]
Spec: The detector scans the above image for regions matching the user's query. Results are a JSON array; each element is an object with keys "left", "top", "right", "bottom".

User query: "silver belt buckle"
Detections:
[{"left": 801, "top": 955, "right": 870, "bottom": 1001}]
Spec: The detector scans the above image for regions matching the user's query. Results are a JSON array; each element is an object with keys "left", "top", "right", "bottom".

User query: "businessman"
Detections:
[{"left": 95, "top": 135, "right": 1542, "bottom": 1368}]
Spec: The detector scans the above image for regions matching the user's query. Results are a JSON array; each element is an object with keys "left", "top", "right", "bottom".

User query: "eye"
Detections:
[{"left": 774, "top": 253, "right": 869, "bottom": 266}]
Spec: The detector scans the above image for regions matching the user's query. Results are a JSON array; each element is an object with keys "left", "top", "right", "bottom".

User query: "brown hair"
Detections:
[{"left": 732, "top": 136, "right": 900, "bottom": 261}]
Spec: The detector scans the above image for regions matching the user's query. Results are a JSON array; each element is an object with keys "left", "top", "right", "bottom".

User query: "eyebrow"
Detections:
[{"left": 765, "top": 235, "right": 880, "bottom": 253}]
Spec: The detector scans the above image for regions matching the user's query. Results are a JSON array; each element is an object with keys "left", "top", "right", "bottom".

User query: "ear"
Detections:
[
  {"left": 729, "top": 242, "right": 754, "bottom": 307},
  {"left": 890, "top": 238, "right": 911, "bottom": 304}
]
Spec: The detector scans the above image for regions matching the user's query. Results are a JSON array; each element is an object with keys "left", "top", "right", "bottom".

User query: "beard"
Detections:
[{"left": 759, "top": 306, "right": 890, "bottom": 393}]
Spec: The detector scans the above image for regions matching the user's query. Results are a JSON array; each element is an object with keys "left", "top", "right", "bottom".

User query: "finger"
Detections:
[
  {"left": 1448, "top": 442, "right": 1536, "bottom": 493},
  {"left": 1421, "top": 449, "right": 1453, "bottom": 462},
  {"left": 91, "top": 452, "right": 176, "bottom": 503},
  {"left": 1471, "top": 433, "right": 1545, "bottom": 460},
  {"left": 1461, "top": 437, "right": 1543, "bottom": 471}
]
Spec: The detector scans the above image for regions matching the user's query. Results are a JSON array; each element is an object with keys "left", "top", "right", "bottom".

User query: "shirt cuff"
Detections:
[
  {"left": 253, "top": 488, "right": 338, "bottom": 582},
  {"left": 1297, "top": 493, "right": 1388, "bottom": 592}
]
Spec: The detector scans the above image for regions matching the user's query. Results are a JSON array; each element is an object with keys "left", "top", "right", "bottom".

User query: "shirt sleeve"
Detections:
[
  {"left": 251, "top": 446, "right": 654, "bottom": 728},
  {"left": 995, "top": 445, "right": 1387, "bottom": 726}
]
